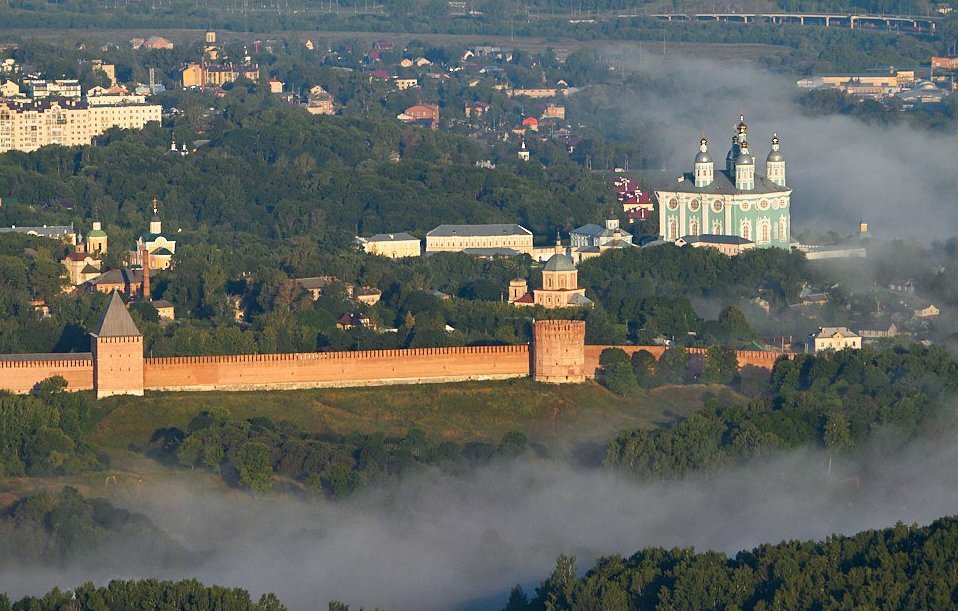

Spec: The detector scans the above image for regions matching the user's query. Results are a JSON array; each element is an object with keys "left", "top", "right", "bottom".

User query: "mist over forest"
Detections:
[{"left": 4, "top": 425, "right": 958, "bottom": 610}]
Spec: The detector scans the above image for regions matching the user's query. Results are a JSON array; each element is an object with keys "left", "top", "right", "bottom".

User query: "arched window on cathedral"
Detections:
[
  {"left": 741, "top": 221, "right": 751, "bottom": 241},
  {"left": 712, "top": 220, "right": 722, "bottom": 234},
  {"left": 759, "top": 220, "right": 770, "bottom": 243},
  {"left": 779, "top": 217, "right": 788, "bottom": 242},
  {"left": 689, "top": 219, "right": 700, "bottom": 236},
  {"left": 668, "top": 219, "right": 677, "bottom": 241}
]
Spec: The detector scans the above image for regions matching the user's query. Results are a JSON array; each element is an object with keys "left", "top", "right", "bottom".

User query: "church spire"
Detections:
[
  {"left": 766, "top": 132, "right": 786, "bottom": 187},
  {"left": 694, "top": 136, "right": 714, "bottom": 188},
  {"left": 149, "top": 197, "right": 162, "bottom": 235}
]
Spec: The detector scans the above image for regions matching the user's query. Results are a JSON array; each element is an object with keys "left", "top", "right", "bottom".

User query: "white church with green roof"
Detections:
[
  {"left": 131, "top": 197, "right": 176, "bottom": 269},
  {"left": 656, "top": 115, "right": 792, "bottom": 249}
]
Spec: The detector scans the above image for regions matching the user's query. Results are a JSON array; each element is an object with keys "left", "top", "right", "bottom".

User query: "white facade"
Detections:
[{"left": 808, "top": 327, "right": 862, "bottom": 354}]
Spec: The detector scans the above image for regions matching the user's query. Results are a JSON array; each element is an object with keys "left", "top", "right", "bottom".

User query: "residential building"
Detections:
[
  {"left": 675, "top": 234, "right": 756, "bottom": 256},
  {"left": 542, "top": 104, "right": 565, "bottom": 119},
  {"left": 508, "top": 254, "right": 592, "bottom": 309},
  {"left": 90, "top": 60, "right": 116, "bottom": 86},
  {"left": 464, "top": 101, "right": 490, "bottom": 118},
  {"left": 425, "top": 224, "right": 533, "bottom": 255},
  {"left": 0, "top": 80, "right": 21, "bottom": 98},
  {"left": 295, "top": 276, "right": 349, "bottom": 300},
  {"left": 150, "top": 300, "right": 175, "bottom": 320},
  {"left": 337, "top": 312, "right": 372, "bottom": 330},
  {"left": 931, "top": 56, "right": 958, "bottom": 69},
  {"left": 268, "top": 78, "right": 284, "bottom": 93},
  {"left": 181, "top": 61, "right": 260, "bottom": 88},
  {"left": 914, "top": 304, "right": 940, "bottom": 319},
  {"left": 359, "top": 232, "right": 421, "bottom": 258},
  {"left": 394, "top": 77, "right": 419, "bottom": 90},
  {"left": 355, "top": 287, "right": 382, "bottom": 306},
  {"left": 305, "top": 85, "right": 336, "bottom": 115},
  {"left": 25, "top": 79, "right": 82, "bottom": 99},
  {"left": 0, "top": 98, "right": 161, "bottom": 153},
  {"left": 656, "top": 116, "right": 791, "bottom": 248},
  {"left": 399, "top": 104, "right": 439, "bottom": 128},
  {"left": 859, "top": 323, "right": 898, "bottom": 340},
  {"left": 808, "top": 327, "right": 862, "bottom": 353}
]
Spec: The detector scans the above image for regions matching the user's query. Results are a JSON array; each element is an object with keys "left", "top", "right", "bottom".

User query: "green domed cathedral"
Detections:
[{"left": 656, "top": 115, "right": 791, "bottom": 249}]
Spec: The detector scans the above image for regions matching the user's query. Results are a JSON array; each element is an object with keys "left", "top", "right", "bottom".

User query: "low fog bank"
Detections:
[
  {"left": 598, "top": 51, "right": 958, "bottom": 240},
  {"left": 4, "top": 432, "right": 958, "bottom": 610}
]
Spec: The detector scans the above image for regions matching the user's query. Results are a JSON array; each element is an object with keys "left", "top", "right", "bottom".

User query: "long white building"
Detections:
[{"left": 0, "top": 97, "right": 161, "bottom": 153}]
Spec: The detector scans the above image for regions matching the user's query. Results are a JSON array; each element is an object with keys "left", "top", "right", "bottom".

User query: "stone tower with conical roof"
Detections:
[{"left": 91, "top": 291, "right": 143, "bottom": 398}]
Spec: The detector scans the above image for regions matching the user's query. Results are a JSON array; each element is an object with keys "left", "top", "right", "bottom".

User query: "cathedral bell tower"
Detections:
[
  {"left": 766, "top": 133, "right": 786, "bottom": 187},
  {"left": 733, "top": 116, "right": 755, "bottom": 191},
  {"left": 694, "top": 137, "right": 714, "bottom": 188}
]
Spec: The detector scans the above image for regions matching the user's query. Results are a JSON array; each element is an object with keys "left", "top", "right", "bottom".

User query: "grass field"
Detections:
[
  {"left": 88, "top": 379, "right": 746, "bottom": 451},
  {"left": 0, "top": 380, "right": 745, "bottom": 507}
]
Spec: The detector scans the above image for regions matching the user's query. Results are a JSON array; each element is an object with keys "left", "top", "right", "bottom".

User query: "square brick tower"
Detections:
[{"left": 91, "top": 291, "right": 144, "bottom": 398}]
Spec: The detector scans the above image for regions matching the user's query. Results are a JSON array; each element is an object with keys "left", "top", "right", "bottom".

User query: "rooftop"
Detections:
[
  {"left": 680, "top": 234, "right": 754, "bottom": 245},
  {"left": 366, "top": 232, "right": 418, "bottom": 242},
  {"left": 427, "top": 224, "right": 532, "bottom": 238},
  {"left": 93, "top": 291, "right": 142, "bottom": 337},
  {"left": 661, "top": 169, "right": 790, "bottom": 196}
]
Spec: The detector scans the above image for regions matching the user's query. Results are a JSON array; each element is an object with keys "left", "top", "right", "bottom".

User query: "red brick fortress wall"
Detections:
[
  {"left": 143, "top": 344, "right": 531, "bottom": 392},
  {"left": 584, "top": 345, "right": 788, "bottom": 378},
  {"left": 0, "top": 358, "right": 94, "bottom": 393}
]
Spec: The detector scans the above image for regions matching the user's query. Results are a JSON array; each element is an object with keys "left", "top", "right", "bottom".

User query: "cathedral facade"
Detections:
[{"left": 656, "top": 116, "right": 792, "bottom": 249}]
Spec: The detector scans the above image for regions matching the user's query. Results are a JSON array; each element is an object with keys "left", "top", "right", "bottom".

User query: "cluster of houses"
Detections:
[{"left": 797, "top": 64, "right": 953, "bottom": 109}]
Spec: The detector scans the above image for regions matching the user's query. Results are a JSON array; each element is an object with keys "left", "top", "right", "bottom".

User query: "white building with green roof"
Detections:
[
  {"left": 131, "top": 197, "right": 176, "bottom": 269},
  {"left": 656, "top": 115, "right": 791, "bottom": 249}
]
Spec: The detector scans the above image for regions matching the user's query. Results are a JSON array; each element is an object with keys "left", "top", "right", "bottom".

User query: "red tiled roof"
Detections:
[{"left": 514, "top": 293, "right": 534, "bottom": 303}]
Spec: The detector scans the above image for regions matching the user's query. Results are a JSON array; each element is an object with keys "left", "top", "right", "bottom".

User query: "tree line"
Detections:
[
  {"left": 506, "top": 513, "right": 958, "bottom": 609},
  {"left": 605, "top": 344, "right": 958, "bottom": 479},
  {"left": 159, "top": 410, "right": 530, "bottom": 496}
]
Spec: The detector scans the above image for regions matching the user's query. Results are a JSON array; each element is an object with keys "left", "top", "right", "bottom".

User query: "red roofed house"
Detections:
[
  {"left": 400, "top": 104, "right": 439, "bottom": 129},
  {"left": 522, "top": 116, "right": 539, "bottom": 131},
  {"left": 368, "top": 69, "right": 391, "bottom": 81}
]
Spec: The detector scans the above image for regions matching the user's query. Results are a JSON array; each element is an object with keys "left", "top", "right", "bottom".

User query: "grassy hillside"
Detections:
[{"left": 88, "top": 380, "right": 746, "bottom": 451}]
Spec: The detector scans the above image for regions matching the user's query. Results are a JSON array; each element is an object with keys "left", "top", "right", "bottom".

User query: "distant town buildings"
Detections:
[
  {"left": 0, "top": 224, "right": 77, "bottom": 244},
  {"left": 656, "top": 116, "right": 791, "bottom": 249},
  {"left": 425, "top": 224, "right": 533, "bottom": 255},
  {"left": 181, "top": 31, "right": 259, "bottom": 89},
  {"left": 358, "top": 232, "right": 422, "bottom": 258},
  {"left": 24, "top": 79, "right": 81, "bottom": 99}
]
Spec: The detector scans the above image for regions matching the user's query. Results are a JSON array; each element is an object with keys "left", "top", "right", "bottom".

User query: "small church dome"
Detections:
[{"left": 543, "top": 253, "right": 576, "bottom": 272}]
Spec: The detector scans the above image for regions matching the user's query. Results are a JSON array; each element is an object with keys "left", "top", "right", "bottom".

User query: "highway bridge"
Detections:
[{"left": 645, "top": 12, "right": 938, "bottom": 34}]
